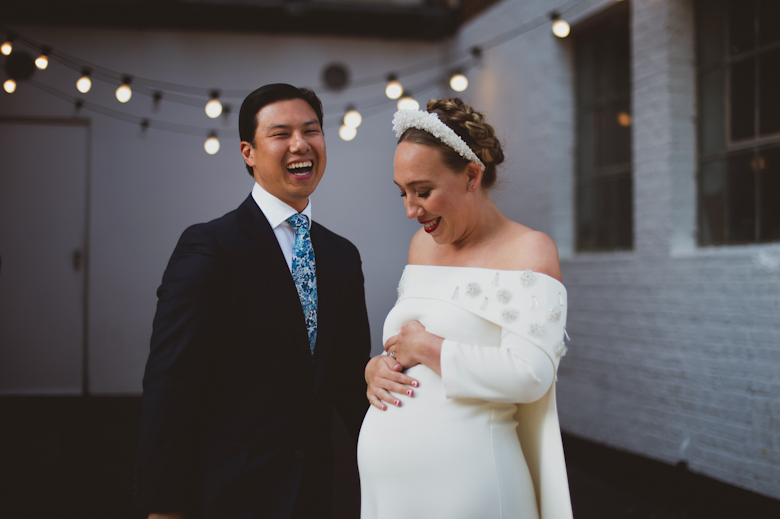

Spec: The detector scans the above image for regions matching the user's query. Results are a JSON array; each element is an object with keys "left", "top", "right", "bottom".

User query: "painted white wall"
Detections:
[
  {"left": 455, "top": 0, "right": 780, "bottom": 500},
  {"left": 0, "top": 24, "right": 445, "bottom": 394}
]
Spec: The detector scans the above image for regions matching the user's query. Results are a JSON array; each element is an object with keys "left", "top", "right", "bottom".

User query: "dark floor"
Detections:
[{"left": 0, "top": 396, "right": 778, "bottom": 518}]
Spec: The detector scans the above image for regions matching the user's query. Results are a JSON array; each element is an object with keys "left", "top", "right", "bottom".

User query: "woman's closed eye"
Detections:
[{"left": 417, "top": 190, "right": 431, "bottom": 198}]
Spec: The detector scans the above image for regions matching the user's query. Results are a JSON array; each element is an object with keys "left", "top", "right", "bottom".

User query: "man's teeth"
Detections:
[
  {"left": 424, "top": 218, "right": 440, "bottom": 229},
  {"left": 287, "top": 161, "right": 313, "bottom": 171}
]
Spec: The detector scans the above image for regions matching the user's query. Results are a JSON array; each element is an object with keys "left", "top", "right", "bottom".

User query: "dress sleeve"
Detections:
[{"left": 439, "top": 329, "right": 554, "bottom": 403}]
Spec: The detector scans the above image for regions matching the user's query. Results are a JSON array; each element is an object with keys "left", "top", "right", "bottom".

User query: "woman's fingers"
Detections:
[
  {"left": 368, "top": 394, "right": 387, "bottom": 411},
  {"left": 376, "top": 360, "right": 418, "bottom": 389},
  {"left": 368, "top": 387, "right": 403, "bottom": 407}
]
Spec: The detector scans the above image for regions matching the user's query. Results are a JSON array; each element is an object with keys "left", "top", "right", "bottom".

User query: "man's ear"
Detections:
[{"left": 240, "top": 141, "right": 255, "bottom": 168}]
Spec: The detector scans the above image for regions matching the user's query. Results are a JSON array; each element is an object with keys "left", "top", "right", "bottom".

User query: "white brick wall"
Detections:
[{"left": 458, "top": 0, "right": 780, "bottom": 500}]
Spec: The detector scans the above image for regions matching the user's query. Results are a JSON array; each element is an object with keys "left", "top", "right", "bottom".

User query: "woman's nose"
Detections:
[{"left": 405, "top": 199, "right": 422, "bottom": 220}]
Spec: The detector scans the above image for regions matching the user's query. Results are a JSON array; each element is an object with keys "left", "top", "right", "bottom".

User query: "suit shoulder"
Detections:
[
  {"left": 180, "top": 207, "right": 241, "bottom": 241},
  {"left": 311, "top": 221, "right": 360, "bottom": 257}
]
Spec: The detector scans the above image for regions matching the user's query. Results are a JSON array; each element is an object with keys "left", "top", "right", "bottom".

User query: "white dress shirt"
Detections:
[{"left": 251, "top": 182, "right": 312, "bottom": 273}]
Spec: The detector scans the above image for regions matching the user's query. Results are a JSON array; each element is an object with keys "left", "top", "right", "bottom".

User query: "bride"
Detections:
[{"left": 358, "top": 99, "right": 572, "bottom": 519}]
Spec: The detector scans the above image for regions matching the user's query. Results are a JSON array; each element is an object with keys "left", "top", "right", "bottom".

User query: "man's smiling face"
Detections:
[{"left": 241, "top": 98, "right": 327, "bottom": 212}]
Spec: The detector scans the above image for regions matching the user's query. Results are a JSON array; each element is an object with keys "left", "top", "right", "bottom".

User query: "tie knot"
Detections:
[{"left": 287, "top": 214, "right": 309, "bottom": 231}]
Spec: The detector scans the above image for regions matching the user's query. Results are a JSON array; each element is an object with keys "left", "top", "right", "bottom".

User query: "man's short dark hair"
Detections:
[{"left": 239, "top": 84, "right": 324, "bottom": 176}]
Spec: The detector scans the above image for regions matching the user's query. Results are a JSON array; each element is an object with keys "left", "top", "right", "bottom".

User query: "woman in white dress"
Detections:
[{"left": 358, "top": 99, "right": 573, "bottom": 519}]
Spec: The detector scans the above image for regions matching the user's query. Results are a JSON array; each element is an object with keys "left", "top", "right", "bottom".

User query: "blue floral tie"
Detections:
[{"left": 287, "top": 214, "right": 317, "bottom": 355}]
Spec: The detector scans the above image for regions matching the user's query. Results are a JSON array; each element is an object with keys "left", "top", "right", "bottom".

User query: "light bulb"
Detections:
[
  {"left": 76, "top": 75, "right": 92, "bottom": 93},
  {"left": 344, "top": 108, "right": 362, "bottom": 128},
  {"left": 397, "top": 95, "right": 419, "bottom": 111},
  {"left": 552, "top": 19, "right": 571, "bottom": 38},
  {"left": 35, "top": 54, "right": 49, "bottom": 70},
  {"left": 116, "top": 83, "right": 132, "bottom": 103},
  {"left": 205, "top": 97, "right": 222, "bottom": 118},
  {"left": 1, "top": 41, "right": 12, "bottom": 56},
  {"left": 450, "top": 73, "right": 468, "bottom": 92},
  {"left": 386, "top": 79, "right": 403, "bottom": 100},
  {"left": 204, "top": 135, "right": 220, "bottom": 155},
  {"left": 339, "top": 124, "right": 357, "bottom": 141},
  {"left": 3, "top": 79, "right": 17, "bottom": 94}
]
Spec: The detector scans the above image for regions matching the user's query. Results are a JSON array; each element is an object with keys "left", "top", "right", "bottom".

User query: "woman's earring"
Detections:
[{"left": 468, "top": 184, "right": 474, "bottom": 192}]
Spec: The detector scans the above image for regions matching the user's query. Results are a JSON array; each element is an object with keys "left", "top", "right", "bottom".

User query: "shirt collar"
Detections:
[{"left": 251, "top": 181, "right": 312, "bottom": 230}]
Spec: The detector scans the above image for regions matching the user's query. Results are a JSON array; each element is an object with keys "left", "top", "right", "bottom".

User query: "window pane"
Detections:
[
  {"left": 759, "top": 147, "right": 780, "bottom": 241},
  {"left": 758, "top": 48, "right": 780, "bottom": 136},
  {"left": 730, "top": 57, "right": 756, "bottom": 141},
  {"left": 699, "top": 160, "right": 726, "bottom": 244},
  {"left": 577, "top": 112, "right": 595, "bottom": 179},
  {"left": 759, "top": 0, "right": 780, "bottom": 46},
  {"left": 696, "top": 0, "right": 726, "bottom": 68},
  {"left": 727, "top": 152, "right": 756, "bottom": 241},
  {"left": 699, "top": 68, "right": 727, "bottom": 155},
  {"left": 728, "top": 0, "right": 756, "bottom": 55}
]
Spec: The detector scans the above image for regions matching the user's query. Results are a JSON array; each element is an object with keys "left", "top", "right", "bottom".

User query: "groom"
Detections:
[{"left": 134, "top": 84, "right": 371, "bottom": 519}]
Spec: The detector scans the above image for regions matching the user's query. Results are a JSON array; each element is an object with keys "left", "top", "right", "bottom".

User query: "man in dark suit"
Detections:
[{"left": 134, "top": 84, "right": 370, "bottom": 519}]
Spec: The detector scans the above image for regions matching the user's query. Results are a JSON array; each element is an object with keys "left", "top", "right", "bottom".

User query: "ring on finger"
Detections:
[{"left": 389, "top": 351, "right": 396, "bottom": 358}]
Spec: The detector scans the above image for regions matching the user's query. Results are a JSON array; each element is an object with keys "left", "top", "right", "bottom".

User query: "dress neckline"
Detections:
[{"left": 404, "top": 264, "right": 564, "bottom": 289}]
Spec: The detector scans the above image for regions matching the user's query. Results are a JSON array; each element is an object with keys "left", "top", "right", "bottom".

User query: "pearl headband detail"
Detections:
[{"left": 392, "top": 109, "right": 486, "bottom": 172}]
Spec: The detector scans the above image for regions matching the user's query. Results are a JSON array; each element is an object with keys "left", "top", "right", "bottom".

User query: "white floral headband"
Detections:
[{"left": 392, "top": 109, "right": 486, "bottom": 171}]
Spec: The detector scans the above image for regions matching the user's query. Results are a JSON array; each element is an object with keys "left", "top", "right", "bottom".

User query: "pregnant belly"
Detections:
[{"left": 357, "top": 364, "right": 519, "bottom": 481}]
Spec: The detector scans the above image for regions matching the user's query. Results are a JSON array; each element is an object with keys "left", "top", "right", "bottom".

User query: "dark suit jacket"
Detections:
[{"left": 134, "top": 195, "right": 370, "bottom": 519}]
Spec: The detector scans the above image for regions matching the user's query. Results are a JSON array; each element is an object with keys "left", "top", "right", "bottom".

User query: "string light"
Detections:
[
  {"left": 76, "top": 69, "right": 92, "bottom": 93},
  {"left": 343, "top": 105, "right": 362, "bottom": 128},
  {"left": 397, "top": 92, "right": 419, "bottom": 111},
  {"left": 1, "top": 35, "right": 13, "bottom": 56},
  {"left": 116, "top": 76, "right": 132, "bottom": 103},
  {"left": 35, "top": 46, "right": 50, "bottom": 70},
  {"left": 449, "top": 71, "right": 468, "bottom": 92},
  {"left": 385, "top": 74, "right": 403, "bottom": 100},
  {"left": 205, "top": 91, "right": 222, "bottom": 118},
  {"left": 204, "top": 132, "right": 220, "bottom": 154},
  {"left": 339, "top": 123, "right": 357, "bottom": 141},
  {"left": 3, "top": 79, "right": 16, "bottom": 94},
  {"left": 551, "top": 12, "right": 571, "bottom": 38},
  {"left": 617, "top": 111, "right": 631, "bottom": 127}
]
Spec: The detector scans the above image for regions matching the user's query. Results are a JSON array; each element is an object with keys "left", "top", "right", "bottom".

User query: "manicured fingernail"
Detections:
[
  {"left": 394, "top": 399, "right": 401, "bottom": 406},
  {"left": 381, "top": 405, "right": 386, "bottom": 411},
  {"left": 411, "top": 381, "right": 418, "bottom": 387},
  {"left": 406, "top": 389, "right": 414, "bottom": 396}
]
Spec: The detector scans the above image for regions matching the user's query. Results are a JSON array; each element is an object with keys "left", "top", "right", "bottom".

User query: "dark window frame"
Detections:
[
  {"left": 696, "top": 0, "right": 780, "bottom": 245},
  {"left": 573, "top": 2, "right": 633, "bottom": 252}
]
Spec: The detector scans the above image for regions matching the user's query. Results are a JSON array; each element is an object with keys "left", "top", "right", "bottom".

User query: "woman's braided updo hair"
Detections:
[{"left": 398, "top": 98, "right": 504, "bottom": 189}]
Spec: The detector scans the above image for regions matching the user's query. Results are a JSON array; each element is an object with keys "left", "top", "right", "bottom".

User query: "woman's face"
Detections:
[{"left": 393, "top": 141, "right": 474, "bottom": 245}]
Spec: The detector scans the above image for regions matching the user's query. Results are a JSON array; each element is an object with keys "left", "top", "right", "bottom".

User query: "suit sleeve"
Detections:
[
  {"left": 439, "top": 329, "right": 554, "bottom": 403},
  {"left": 331, "top": 245, "right": 371, "bottom": 441},
  {"left": 134, "top": 224, "right": 227, "bottom": 512}
]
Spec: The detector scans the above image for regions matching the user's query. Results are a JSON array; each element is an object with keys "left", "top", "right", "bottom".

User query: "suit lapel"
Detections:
[
  {"left": 237, "top": 196, "right": 313, "bottom": 374},
  {"left": 310, "top": 223, "right": 337, "bottom": 394}
]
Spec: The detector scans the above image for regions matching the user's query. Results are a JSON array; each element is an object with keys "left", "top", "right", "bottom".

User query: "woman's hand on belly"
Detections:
[
  {"left": 384, "top": 320, "right": 444, "bottom": 377},
  {"left": 365, "top": 355, "right": 419, "bottom": 411}
]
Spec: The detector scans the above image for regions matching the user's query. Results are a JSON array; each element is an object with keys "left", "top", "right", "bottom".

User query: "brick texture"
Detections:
[{"left": 457, "top": 0, "right": 780, "bottom": 499}]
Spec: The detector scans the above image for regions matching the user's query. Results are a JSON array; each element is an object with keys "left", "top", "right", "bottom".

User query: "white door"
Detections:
[{"left": 0, "top": 119, "right": 89, "bottom": 394}]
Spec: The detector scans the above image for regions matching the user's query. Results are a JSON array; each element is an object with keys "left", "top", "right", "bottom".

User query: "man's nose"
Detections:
[{"left": 290, "top": 132, "right": 310, "bottom": 153}]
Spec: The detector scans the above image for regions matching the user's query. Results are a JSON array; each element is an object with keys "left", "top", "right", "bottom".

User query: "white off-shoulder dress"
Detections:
[{"left": 357, "top": 265, "right": 572, "bottom": 519}]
